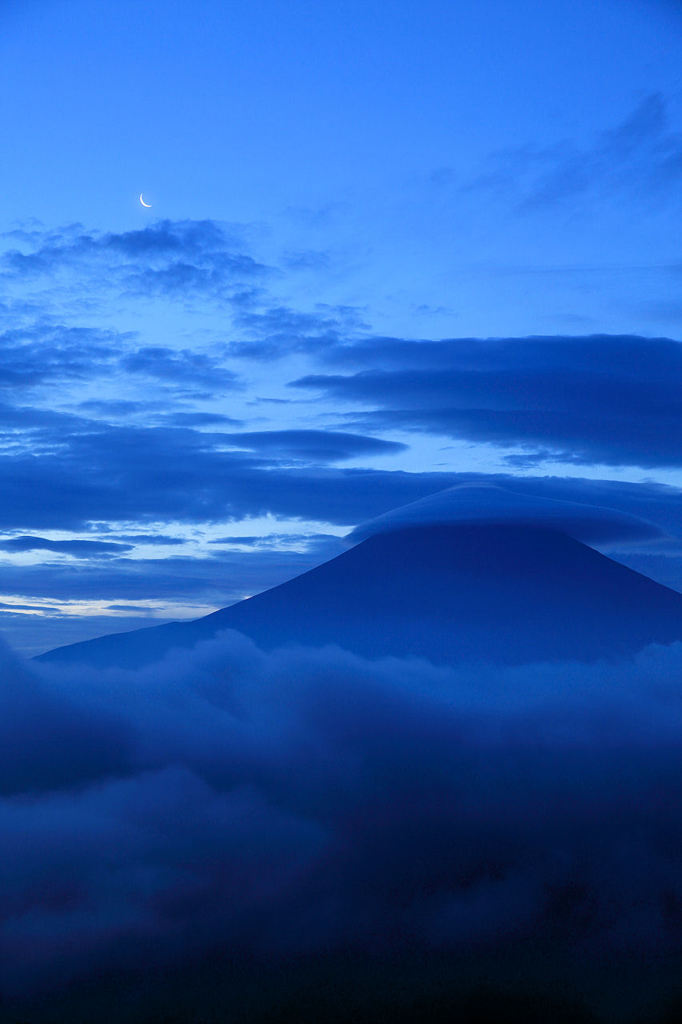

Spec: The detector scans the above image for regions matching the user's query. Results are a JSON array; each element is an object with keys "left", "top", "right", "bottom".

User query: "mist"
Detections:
[{"left": 4, "top": 630, "right": 682, "bottom": 1020}]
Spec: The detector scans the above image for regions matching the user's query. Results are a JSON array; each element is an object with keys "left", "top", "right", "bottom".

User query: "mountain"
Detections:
[{"left": 37, "top": 521, "right": 682, "bottom": 670}]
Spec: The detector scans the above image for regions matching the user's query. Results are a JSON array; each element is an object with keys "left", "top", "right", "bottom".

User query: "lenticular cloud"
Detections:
[
  {"left": 4, "top": 630, "right": 682, "bottom": 1019},
  {"left": 348, "top": 482, "right": 661, "bottom": 545}
]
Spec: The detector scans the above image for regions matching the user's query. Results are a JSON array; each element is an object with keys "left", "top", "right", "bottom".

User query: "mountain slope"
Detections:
[{"left": 37, "top": 523, "right": 682, "bottom": 669}]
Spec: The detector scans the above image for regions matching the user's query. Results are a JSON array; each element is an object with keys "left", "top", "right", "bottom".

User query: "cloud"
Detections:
[
  {"left": 77, "top": 403, "right": 244, "bottom": 429},
  {"left": 229, "top": 302, "right": 367, "bottom": 360},
  {"left": 0, "top": 325, "right": 241, "bottom": 397},
  {"left": 161, "top": 410, "right": 243, "bottom": 427},
  {"left": 220, "top": 429, "right": 406, "bottom": 463},
  {"left": 444, "top": 473, "right": 682, "bottom": 553},
  {"left": 3, "top": 633, "right": 682, "bottom": 1019},
  {"left": 292, "top": 333, "right": 682, "bottom": 469},
  {"left": 464, "top": 93, "right": 682, "bottom": 210},
  {"left": 0, "top": 538, "right": 349, "bottom": 610},
  {"left": 0, "top": 414, "right": 461, "bottom": 531},
  {"left": 0, "top": 636, "right": 130, "bottom": 798},
  {"left": 0, "top": 324, "right": 124, "bottom": 390},
  {"left": 208, "top": 532, "right": 340, "bottom": 550},
  {"left": 281, "top": 248, "right": 331, "bottom": 270},
  {"left": 0, "top": 536, "right": 352, "bottom": 657},
  {"left": 0, "top": 601, "right": 52, "bottom": 612},
  {"left": 106, "top": 532, "right": 187, "bottom": 546},
  {"left": 349, "top": 482, "right": 660, "bottom": 546},
  {"left": 0, "top": 536, "right": 132, "bottom": 556},
  {"left": 2, "top": 219, "right": 268, "bottom": 301},
  {"left": 119, "top": 346, "right": 240, "bottom": 390}
]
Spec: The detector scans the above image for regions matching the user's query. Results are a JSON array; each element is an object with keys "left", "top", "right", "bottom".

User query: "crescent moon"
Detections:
[{"left": 139, "top": 193, "right": 152, "bottom": 208}]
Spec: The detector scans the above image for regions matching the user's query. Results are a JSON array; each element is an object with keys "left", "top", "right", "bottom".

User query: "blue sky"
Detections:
[{"left": 2, "top": 0, "right": 682, "bottom": 653}]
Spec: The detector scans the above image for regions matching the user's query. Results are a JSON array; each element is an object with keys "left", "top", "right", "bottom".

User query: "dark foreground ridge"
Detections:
[{"left": 38, "top": 522, "right": 682, "bottom": 669}]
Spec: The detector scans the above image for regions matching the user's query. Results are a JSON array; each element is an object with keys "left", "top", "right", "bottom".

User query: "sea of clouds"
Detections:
[{"left": 3, "top": 630, "right": 682, "bottom": 1019}]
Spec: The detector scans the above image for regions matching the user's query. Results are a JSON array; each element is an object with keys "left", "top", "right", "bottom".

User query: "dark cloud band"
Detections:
[{"left": 292, "top": 334, "right": 682, "bottom": 468}]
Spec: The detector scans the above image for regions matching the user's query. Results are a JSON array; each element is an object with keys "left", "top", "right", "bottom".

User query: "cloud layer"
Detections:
[
  {"left": 4, "top": 632, "right": 682, "bottom": 1019},
  {"left": 295, "top": 334, "right": 682, "bottom": 469}
]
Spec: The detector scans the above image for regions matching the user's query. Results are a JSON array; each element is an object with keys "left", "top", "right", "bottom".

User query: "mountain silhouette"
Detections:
[{"left": 37, "top": 521, "right": 682, "bottom": 670}]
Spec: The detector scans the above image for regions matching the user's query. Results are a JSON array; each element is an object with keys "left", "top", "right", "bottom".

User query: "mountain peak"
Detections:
[{"left": 39, "top": 520, "right": 682, "bottom": 671}]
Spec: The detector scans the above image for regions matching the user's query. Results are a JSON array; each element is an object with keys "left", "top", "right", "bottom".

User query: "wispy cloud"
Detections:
[
  {"left": 463, "top": 93, "right": 682, "bottom": 210},
  {"left": 0, "top": 324, "right": 244, "bottom": 397},
  {"left": 0, "top": 324, "right": 123, "bottom": 390},
  {"left": 0, "top": 536, "right": 132, "bottom": 556},
  {"left": 219, "top": 429, "right": 406, "bottom": 463},
  {"left": 2, "top": 219, "right": 269, "bottom": 301},
  {"left": 230, "top": 302, "right": 367, "bottom": 360},
  {"left": 119, "top": 346, "right": 240, "bottom": 390}
]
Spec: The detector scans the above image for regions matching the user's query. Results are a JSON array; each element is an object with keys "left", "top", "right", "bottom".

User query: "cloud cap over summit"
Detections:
[{"left": 349, "top": 483, "right": 661, "bottom": 546}]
